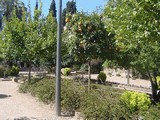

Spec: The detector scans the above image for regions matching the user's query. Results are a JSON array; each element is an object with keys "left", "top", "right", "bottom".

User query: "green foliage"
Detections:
[
  {"left": 61, "top": 68, "right": 71, "bottom": 76},
  {"left": 103, "top": 60, "right": 117, "bottom": 69},
  {"left": 9, "top": 65, "right": 19, "bottom": 76},
  {"left": 104, "top": 0, "right": 160, "bottom": 101},
  {"left": 62, "top": 0, "right": 77, "bottom": 26},
  {"left": 120, "top": 91, "right": 151, "bottom": 112},
  {"left": 19, "top": 77, "right": 160, "bottom": 119},
  {"left": 156, "top": 76, "right": 160, "bottom": 89},
  {"left": 49, "top": 0, "right": 56, "bottom": 18},
  {"left": 61, "top": 80, "right": 82, "bottom": 113},
  {"left": 97, "top": 71, "right": 106, "bottom": 83},
  {"left": 19, "top": 78, "right": 55, "bottom": 104},
  {"left": 81, "top": 91, "right": 110, "bottom": 120},
  {"left": 80, "top": 86, "right": 127, "bottom": 120},
  {"left": 0, "top": 65, "right": 7, "bottom": 77},
  {"left": 65, "top": 12, "right": 114, "bottom": 62},
  {"left": 140, "top": 104, "right": 160, "bottom": 120},
  {"left": 19, "top": 82, "right": 30, "bottom": 93},
  {"left": 19, "top": 78, "right": 83, "bottom": 113}
]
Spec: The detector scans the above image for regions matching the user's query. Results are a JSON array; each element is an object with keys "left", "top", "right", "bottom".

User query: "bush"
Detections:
[
  {"left": 19, "top": 78, "right": 55, "bottom": 104},
  {"left": 120, "top": 91, "right": 151, "bottom": 112},
  {"left": 9, "top": 66, "right": 19, "bottom": 76},
  {"left": 0, "top": 65, "right": 6, "bottom": 77},
  {"left": 80, "top": 87, "right": 127, "bottom": 120},
  {"left": 19, "top": 78, "right": 83, "bottom": 114},
  {"left": 140, "top": 105, "right": 160, "bottom": 120},
  {"left": 97, "top": 71, "right": 106, "bottom": 83},
  {"left": 61, "top": 80, "right": 82, "bottom": 114},
  {"left": 61, "top": 68, "right": 71, "bottom": 76}
]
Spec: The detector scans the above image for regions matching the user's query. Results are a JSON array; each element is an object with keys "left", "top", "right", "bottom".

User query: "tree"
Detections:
[
  {"left": 62, "top": 0, "right": 77, "bottom": 26},
  {"left": 49, "top": 0, "right": 56, "bottom": 18},
  {"left": 1, "top": 0, "right": 59, "bottom": 82},
  {"left": 39, "top": 12, "right": 57, "bottom": 73},
  {"left": 104, "top": 0, "right": 160, "bottom": 101},
  {"left": 65, "top": 12, "right": 114, "bottom": 91},
  {"left": 1, "top": 0, "right": 42, "bottom": 82}
]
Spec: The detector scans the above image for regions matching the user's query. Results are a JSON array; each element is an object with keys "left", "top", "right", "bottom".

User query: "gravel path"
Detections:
[{"left": 0, "top": 80, "right": 77, "bottom": 120}]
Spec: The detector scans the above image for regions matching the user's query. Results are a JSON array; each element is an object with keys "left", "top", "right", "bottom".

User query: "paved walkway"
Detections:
[
  {"left": 0, "top": 80, "right": 77, "bottom": 120},
  {"left": 87, "top": 74, "right": 151, "bottom": 88}
]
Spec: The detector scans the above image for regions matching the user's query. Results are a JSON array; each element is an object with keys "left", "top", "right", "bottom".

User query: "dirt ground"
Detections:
[{"left": 0, "top": 80, "right": 77, "bottom": 120}]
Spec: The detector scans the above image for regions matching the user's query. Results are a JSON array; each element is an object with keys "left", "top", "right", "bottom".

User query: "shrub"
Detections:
[
  {"left": 140, "top": 104, "right": 160, "bottom": 120},
  {"left": 0, "top": 65, "right": 6, "bottom": 77},
  {"left": 81, "top": 91, "right": 111, "bottom": 120},
  {"left": 97, "top": 71, "right": 106, "bottom": 83},
  {"left": 19, "top": 78, "right": 55, "bottom": 104},
  {"left": 9, "top": 66, "right": 19, "bottom": 76},
  {"left": 61, "top": 68, "right": 71, "bottom": 76},
  {"left": 80, "top": 87, "right": 127, "bottom": 120},
  {"left": 19, "top": 82, "right": 30, "bottom": 93},
  {"left": 61, "top": 80, "right": 82, "bottom": 114},
  {"left": 120, "top": 91, "right": 151, "bottom": 112}
]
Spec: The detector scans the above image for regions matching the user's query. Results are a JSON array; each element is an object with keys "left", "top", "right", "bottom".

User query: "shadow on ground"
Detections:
[
  {"left": 14, "top": 117, "right": 39, "bottom": 120},
  {"left": 0, "top": 94, "right": 11, "bottom": 99}
]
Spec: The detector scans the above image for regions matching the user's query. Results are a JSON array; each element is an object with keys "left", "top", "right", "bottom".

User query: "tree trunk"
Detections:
[
  {"left": 146, "top": 67, "right": 159, "bottom": 102},
  {"left": 88, "top": 60, "right": 91, "bottom": 92},
  {"left": 127, "top": 69, "right": 130, "bottom": 85},
  {"left": 28, "top": 61, "right": 32, "bottom": 83}
]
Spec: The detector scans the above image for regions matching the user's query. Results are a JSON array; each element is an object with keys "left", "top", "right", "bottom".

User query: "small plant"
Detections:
[
  {"left": 9, "top": 66, "right": 19, "bottom": 76},
  {"left": 97, "top": 71, "right": 107, "bottom": 83},
  {"left": 120, "top": 91, "right": 151, "bottom": 112},
  {"left": 61, "top": 68, "right": 71, "bottom": 76},
  {"left": 0, "top": 65, "right": 6, "bottom": 77}
]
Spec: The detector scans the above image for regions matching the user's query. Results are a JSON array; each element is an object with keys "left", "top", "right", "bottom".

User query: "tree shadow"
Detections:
[
  {"left": 0, "top": 94, "right": 11, "bottom": 99},
  {"left": 14, "top": 117, "right": 38, "bottom": 120}
]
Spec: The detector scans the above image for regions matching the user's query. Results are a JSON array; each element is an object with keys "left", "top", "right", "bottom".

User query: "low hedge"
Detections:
[{"left": 19, "top": 78, "right": 160, "bottom": 119}]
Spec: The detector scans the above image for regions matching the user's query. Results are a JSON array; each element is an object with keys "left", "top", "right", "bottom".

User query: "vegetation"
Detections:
[
  {"left": 97, "top": 71, "right": 106, "bottom": 83},
  {"left": 19, "top": 77, "right": 160, "bottom": 119},
  {"left": 104, "top": 0, "right": 160, "bottom": 101},
  {"left": 9, "top": 65, "right": 19, "bottom": 76},
  {"left": 1, "top": 0, "right": 160, "bottom": 119},
  {"left": 65, "top": 12, "right": 114, "bottom": 90},
  {"left": 61, "top": 68, "right": 71, "bottom": 76},
  {"left": 120, "top": 91, "right": 151, "bottom": 112}
]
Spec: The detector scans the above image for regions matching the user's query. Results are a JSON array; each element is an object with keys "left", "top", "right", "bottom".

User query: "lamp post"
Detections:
[{"left": 55, "top": 0, "right": 62, "bottom": 116}]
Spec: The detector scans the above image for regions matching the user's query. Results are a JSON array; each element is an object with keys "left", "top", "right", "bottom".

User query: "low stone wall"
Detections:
[{"left": 104, "top": 68, "right": 132, "bottom": 78}]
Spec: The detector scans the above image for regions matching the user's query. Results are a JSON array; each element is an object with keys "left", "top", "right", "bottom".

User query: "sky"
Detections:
[{"left": 21, "top": 0, "right": 108, "bottom": 16}]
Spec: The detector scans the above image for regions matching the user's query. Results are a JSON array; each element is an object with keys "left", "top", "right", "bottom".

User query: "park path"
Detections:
[{"left": 0, "top": 80, "right": 77, "bottom": 120}]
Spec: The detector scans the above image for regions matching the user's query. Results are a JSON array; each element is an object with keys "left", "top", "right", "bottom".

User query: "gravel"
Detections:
[{"left": 0, "top": 81, "right": 77, "bottom": 120}]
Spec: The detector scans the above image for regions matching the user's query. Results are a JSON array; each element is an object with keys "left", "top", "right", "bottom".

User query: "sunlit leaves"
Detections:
[{"left": 65, "top": 12, "right": 114, "bottom": 62}]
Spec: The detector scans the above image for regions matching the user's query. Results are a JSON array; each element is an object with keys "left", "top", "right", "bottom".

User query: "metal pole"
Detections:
[{"left": 55, "top": 0, "right": 62, "bottom": 116}]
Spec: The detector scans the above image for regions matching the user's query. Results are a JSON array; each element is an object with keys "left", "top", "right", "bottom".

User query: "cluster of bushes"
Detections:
[
  {"left": 19, "top": 77, "right": 160, "bottom": 119},
  {"left": 0, "top": 65, "right": 19, "bottom": 77}
]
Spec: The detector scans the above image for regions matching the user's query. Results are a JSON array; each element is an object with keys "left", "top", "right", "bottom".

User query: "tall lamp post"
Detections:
[{"left": 55, "top": 0, "right": 62, "bottom": 116}]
